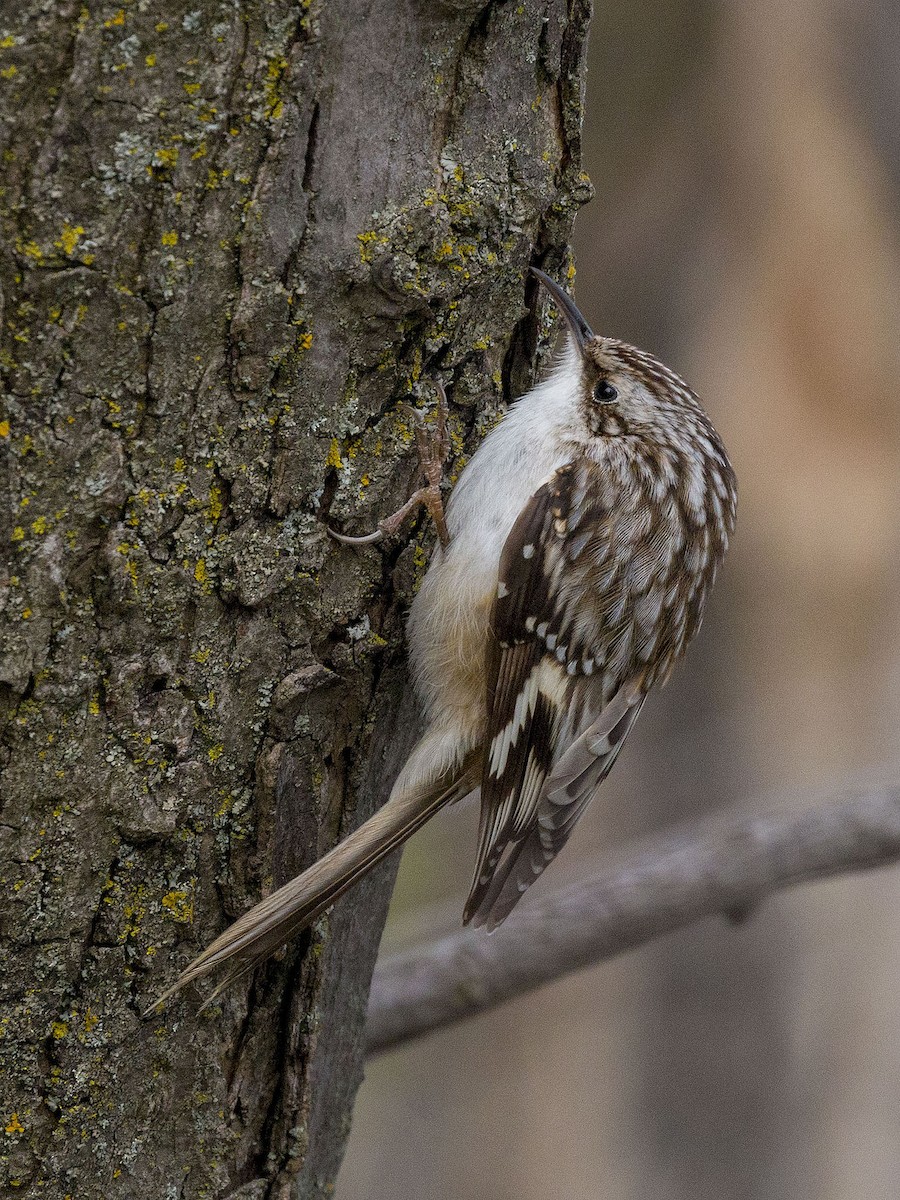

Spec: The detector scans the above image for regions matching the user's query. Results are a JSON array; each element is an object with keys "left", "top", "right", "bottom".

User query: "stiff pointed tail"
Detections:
[{"left": 148, "top": 761, "right": 478, "bottom": 1013}]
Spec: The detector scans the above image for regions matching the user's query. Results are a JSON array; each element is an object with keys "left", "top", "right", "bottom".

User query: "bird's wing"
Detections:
[
  {"left": 470, "top": 690, "right": 645, "bottom": 928},
  {"left": 463, "top": 483, "right": 557, "bottom": 920},
  {"left": 464, "top": 457, "right": 650, "bottom": 927}
]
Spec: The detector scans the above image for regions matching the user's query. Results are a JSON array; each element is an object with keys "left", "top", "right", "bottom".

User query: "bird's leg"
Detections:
[{"left": 328, "top": 383, "right": 451, "bottom": 550}]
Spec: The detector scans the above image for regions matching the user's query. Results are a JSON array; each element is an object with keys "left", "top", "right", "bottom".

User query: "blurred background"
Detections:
[{"left": 341, "top": 1, "right": 900, "bottom": 1196}]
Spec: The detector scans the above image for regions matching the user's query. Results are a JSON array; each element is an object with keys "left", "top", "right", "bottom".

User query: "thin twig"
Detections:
[{"left": 365, "top": 785, "right": 900, "bottom": 1056}]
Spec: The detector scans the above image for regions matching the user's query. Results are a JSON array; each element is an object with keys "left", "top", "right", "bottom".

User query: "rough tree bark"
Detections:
[{"left": 0, "top": 1, "right": 591, "bottom": 1196}]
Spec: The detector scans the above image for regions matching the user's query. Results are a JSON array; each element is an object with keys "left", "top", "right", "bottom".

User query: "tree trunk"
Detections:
[{"left": 0, "top": 1, "right": 590, "bottom": 1195}]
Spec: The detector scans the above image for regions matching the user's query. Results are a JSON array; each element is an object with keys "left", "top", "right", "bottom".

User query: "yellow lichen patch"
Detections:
[
  {"left": 21, "top": 608, "right": 32, "bottom": 620},
  {"left": 161, "top": 889, "right": 194, "bottom": 923},
  {"left": 83, "top": 1008, "right": 99, "bottom": 1032},
  {"left": 207, "top": 483, "right": 223, "bottom": 521},
  {"left": 160, "top": 230, "right": 178, "bottom": 247},
  {"left": 264, "top": 53, "right": 288, "bottom": 120},
  {"left": 0, "top": 65, "right": 18, "bottom": 79},
  {"left": 31, "top": 515, "right": 48, "bottom": 535},
  {"left": 0, "top": 35, "right": 16, "bottom": 48},
  {"left": 391, "top": 411, "right": 415, "bottom": 447},
  {"left": 104, "top": 8, "right": 125, "bottom": 26},
  {"left": 20, "top": 240, "right": 43, "bottom": 261},
  {"left": 193, "top": 558, "right": 208, "bottom": 586},
  {"left": 154, "top": 147, "right": 179, "bottom": 170},
  {"left": 208, "top": 743, "right": 224, "bottom": 763},
  {"left": 144, "top": 53, "right": 156, "bottom": 67},
  {"left": 56, "top": 223, "right": 85, "bottom": 257},
  {"left": 357, "top": 229, "right": 388, "bottom": 263},
  {"left": 122, "top": 891, "right": 147, "bottom": 941},
  {"left": 412, "top": 543, "right": 429, "bottom": 585},
  {"left": 5, "top": 1113, "right": 24, "bottom": 1135},
  {"left": 88, "top": 693, "right": 101, "bottom": 716},
  {"left": 11, "top": 526, "right": 24, "bottom": 542},
  {"left": 51, "top": 1020, "right": 68, "bottom": 1040},
  {"left": 122, "top": 559, "right": 138, "bottom": 591},
  {"left": 192, "top": 647, "right": 210, "bottom": 664},
  {"left": 0, "top": 420, "right": 9, "bottom": 437},
  {"left": 325, "top": 438, "right": 343, "bottom": 470}
]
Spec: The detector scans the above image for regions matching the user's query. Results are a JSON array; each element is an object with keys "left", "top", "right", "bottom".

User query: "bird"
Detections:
[{"left": 151, "top": 267, "right": 737, "bottom": 1010}]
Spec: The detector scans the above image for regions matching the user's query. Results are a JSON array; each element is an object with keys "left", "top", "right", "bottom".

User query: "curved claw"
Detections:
[
  {"left": 326, "top": 525, "right": 384, "bottom": 546},
  {"left": 326, "top": 382, "right": 451, "bottom": 551}
]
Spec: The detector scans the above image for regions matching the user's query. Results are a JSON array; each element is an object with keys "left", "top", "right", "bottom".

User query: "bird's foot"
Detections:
[{"left": 328, "top": 383, "right": 451, "bottom": 550}]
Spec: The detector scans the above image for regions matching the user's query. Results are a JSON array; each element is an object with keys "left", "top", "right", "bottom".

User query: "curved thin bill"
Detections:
[{"left": 529, "top": 267, "right": 594, "bottom": 350}]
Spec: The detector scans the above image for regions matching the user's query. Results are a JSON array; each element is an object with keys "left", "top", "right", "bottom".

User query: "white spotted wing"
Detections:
[{"left": 465, "top": 451, "right": 711, "bottom": 929}]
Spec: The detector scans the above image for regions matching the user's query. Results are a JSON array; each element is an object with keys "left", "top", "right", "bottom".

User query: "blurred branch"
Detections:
[{"left": 366, "top": 785, "right": 900, "bottom": 1056}]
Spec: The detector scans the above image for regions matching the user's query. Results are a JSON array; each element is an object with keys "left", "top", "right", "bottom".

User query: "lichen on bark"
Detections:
[{"left": 0, "top": 0, "right": 591, "bottom": 1194}]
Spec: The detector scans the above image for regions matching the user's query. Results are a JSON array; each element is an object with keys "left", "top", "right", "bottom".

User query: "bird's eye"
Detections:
[{"left": 593, "top": 380, "right": 618, "bottom": 404}]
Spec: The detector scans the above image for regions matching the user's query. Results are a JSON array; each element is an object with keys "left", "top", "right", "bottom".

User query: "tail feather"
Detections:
[{"left": 148, "top": 762, "right": 478, "bottom": 1013}]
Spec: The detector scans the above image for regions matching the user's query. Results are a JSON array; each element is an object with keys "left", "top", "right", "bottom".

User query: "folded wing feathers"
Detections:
[
  {"left": 468, "top": 684, "right": 645, "bottom": 930},
  {"left": 468, "top": 461, "right": 650, "bottom": 928}
]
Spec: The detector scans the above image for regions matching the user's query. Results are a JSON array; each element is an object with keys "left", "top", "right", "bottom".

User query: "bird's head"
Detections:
[{"left": 530, "top": 267, "right": 706, "bottom": 447}]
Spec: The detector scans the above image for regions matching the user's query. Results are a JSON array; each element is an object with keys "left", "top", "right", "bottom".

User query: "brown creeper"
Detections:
[{"left": 153, "top": 268, "right": 737, "bottom": 1007}]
